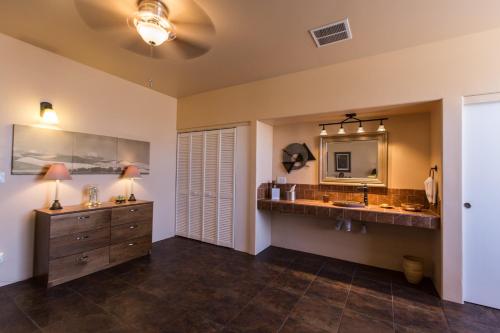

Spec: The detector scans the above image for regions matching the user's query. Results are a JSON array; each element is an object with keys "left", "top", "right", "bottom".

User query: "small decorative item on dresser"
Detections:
[
  {"left": 87, "top": 185, "right": 100, "bottom": 207},
  {"left": 403, "top": 255, "right": 424, "bottom": 284},
  {"left": 115, "top": 195, "right": 127, "bottom": 204},
  {"left": 122, "top": 165, "right": 141, "bottom": 201},
  {"left": 323, "top": 195, "right": 330, "bottom": 203},
  {"left": 44, "top": 163, "right": 72, "bottom": 210}
]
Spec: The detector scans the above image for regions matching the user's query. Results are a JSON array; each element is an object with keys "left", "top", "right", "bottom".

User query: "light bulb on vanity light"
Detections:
[
  {"left": 377, "top": 120, "right": 386, "bottom": 132},
  {"left": 319, "top": 125, "right": 328, "bottom": 136},
  {"left": 357, "top": 122, "right": 365, "bottom": 134},
  {"left": 337, "top": 124, "right": 346, "bottom": 135},
  {"left": 40, "top": 102, "right": 59, "bottom": 125}
]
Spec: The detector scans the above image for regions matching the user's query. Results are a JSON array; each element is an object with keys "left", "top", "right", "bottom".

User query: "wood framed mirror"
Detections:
[{"left": 319, "top": 132, "right": 388, "bottom": 186}]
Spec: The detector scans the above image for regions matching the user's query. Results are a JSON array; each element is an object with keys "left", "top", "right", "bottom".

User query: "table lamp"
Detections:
[
  {"left": 45, "top": 163, "right": 72, "bottom": 210},
  {"left": 123, "top": 165, "right": 141, "bottom": 201}
]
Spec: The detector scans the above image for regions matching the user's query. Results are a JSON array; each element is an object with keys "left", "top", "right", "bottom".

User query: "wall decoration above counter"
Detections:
[
  {"left": 281, "top": 143, "right": 316, "bottom": 173},
  {"left": 11, "top": 124, "right": 150, "bottom": 175}
]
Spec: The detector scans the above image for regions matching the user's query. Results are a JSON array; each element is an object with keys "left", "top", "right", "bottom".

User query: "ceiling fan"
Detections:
[{"left": 74, "top": 0, "right": 215, "bottom": 60}]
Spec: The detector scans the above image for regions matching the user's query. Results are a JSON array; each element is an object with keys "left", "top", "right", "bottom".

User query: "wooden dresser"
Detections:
[{"left": 34, "top": 200, "right": 153, "bottom": 287}]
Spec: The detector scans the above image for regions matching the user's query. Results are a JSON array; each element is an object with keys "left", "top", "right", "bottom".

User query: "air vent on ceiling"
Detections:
[{"left": 309, "top": 18, "right": 352, "bottom": 48}]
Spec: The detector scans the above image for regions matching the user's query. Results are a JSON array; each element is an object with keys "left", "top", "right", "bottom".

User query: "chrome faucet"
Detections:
[{"left": 358, "top": 184, "right": 369, "bottom": 206}]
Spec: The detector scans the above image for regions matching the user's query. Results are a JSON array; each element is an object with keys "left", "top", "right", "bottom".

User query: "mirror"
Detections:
[{"left": 320, "top": 132, "right": 387, "bottom": 186}]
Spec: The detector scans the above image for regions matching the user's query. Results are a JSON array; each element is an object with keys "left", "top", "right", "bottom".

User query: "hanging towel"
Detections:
[{"left": 424, "top": 176, "right": 436, "bottom": 205}]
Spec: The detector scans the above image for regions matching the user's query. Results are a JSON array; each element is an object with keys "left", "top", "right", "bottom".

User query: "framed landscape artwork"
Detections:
[{"left": 11, "top": 124, "right": 150, "bottom": 175}]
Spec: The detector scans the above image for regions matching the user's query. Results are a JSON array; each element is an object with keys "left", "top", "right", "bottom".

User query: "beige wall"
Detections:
[
  {"left": 0, "top": 34, "right": 177, "bottom": 286},
  {"left": 177, "top": 27, "right": 500, "bottom": 302},
  {"left": 272, "top": 112, "right": 431, "bottom": 189},
  {"left": 271, "top": 214, "right": 435, "bottom": 276}
]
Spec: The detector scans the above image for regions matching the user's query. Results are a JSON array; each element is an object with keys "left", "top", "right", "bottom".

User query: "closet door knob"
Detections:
[{"left": 464, "top": 202, "right": 472, "bottom": 209}]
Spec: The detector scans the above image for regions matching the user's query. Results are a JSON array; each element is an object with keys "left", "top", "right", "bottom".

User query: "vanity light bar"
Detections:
[{"left": 319, "top": 113, "right": 388, "bottom": 135}]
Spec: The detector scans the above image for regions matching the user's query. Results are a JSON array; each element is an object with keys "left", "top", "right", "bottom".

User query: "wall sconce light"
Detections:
[
  {"left": 40, "top": 102, "right": 59, "bottom": 125},
  {"left": 123, "top": 165, "right": 142, "bottom": 201}
]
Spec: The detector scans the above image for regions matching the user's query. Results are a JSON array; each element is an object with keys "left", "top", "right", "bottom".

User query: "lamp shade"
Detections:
[
  {"left": 123, "top": 165, "right": 141, "bottom": 179},
  {"left": 44, "top": 163, "right": 72, "bottom": 180}
]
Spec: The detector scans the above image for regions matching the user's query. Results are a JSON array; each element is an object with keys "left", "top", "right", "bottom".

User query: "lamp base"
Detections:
[
  {"left": 128, "top": 194, "right": 137, "bottom": 201},
  {"left": 49, "top": 200, "right": 63, "bottom": 210}
]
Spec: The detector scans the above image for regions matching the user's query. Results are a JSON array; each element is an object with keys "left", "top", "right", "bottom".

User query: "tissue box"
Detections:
[{"left": 271, "top": 188, "right": 280, "bottom": 200}]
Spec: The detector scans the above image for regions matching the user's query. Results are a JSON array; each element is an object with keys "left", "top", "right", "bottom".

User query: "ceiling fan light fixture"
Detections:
[{"left": 134, "top": 0, "right": 176, "bottom": 46}]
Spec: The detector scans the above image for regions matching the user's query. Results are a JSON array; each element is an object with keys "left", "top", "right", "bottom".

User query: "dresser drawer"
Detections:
[
  {"left": 111, "top": 220, "right": 152, "bottom": 244},
  {"left": 48, "top": 246, "right": 109, "bottom": 285},
  {"left": 111, "top": 203, "right": 153, "bottom": 226},
  {"left": 110, "top": 235, "right": 151, "bottom": 264},
  {"left": 50, "top": 227, "right": 110, "bottom": 259},
  {"left": 50, "top": 210, "right": 111, "bottom": 238}
]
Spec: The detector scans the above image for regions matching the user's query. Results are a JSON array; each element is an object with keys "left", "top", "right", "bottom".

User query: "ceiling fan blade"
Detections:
[
  {"left": 167, "top": 0, "right": 215, "bottom": 33},
  {"left": 167, "top": 37, "right": 211, "bottom": 59},
  {"left": 74, "top": 0, "right": 136, "bottom": 30}
]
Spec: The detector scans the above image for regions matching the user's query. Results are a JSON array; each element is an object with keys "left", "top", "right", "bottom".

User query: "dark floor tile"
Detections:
[
  {"left": 249, "top": 287, "right": 300, "bottom": 316},
  {"left": 345, "top": 291, "right": 393, "bottom": 322},
  {"left": 351, "top": 276, "right": 392, "bottom": 301},
  {"left": 305, "top": 277, "right": 349, "bottom": 307},
  {"left": 289, "top": 294, "right": 343, "bottom": 332},
  {"left": 354, "top": 265, "right": 394, "bottom": 283},
  {"left": 0, "top": 293, "right": 40, "bottom": 333},
  {"left": 100, "top": 288, "right": 183, "bottom": 331},
  {"left": 394, "top": 302, "right": 448, "bottom": 333},
  {"left": 68, "top": 275, "right": 132, "bottom": 305},
  {"left": 321, "top": 259, "right": 356, "bottom": 276},
  {"left": 339, "top": 309, "right": 394, "bottom": 333},
  {"left": 392, "top": 283, "right": 442, "bottom": 311},
  {"left": 443, "top": 301, "right": 500, "bottom": 331},
  {"left": 21, "top": 292, "right": 107, "bottom": 329},
  {"left": 269, "top": 268, "right": 316, "bottom": 296},
  {"left": 317, "top": 266, "right": 353, "bottom": 288},
  {"left": 40, "top": 312, "right": 124, "bottom": 333},
  {"left": 164, "top": 311, "right": 223, "bottom": 333},
  {"left": 225, "top": 303, "right": 286, "bottom": 333},
  {"left": 279, "top": 317, "right": 331, "bottom": 333},
  {"left": 448, "top": 320, "right": 500, "bottom": 333},
  {"left": 187, "top": 287, "right": 249, "bottom": 325}
]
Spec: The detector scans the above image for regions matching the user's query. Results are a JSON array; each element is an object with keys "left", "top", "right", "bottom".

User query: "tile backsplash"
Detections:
[{"left": 258, "top": 183, "right": 436, "bottom": 209}]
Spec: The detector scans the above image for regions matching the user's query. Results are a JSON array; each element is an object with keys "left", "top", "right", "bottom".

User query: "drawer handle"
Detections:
[
  {"left": 77, "top": 255, "right": 89, "bottom": 264},
  {"left": 76, "top": 235, "right": 89, "bottom": 241},
  {"left": 129, "top": 209, "right": 139, "bottom": 212},
  {"left": 77, "top": 215, "right": 90, "bottom": 221},
  {"left": 128, "top": 242, "right": 136, "bottom": 246},
  {"left": 129, "top": 225, "right": 138, "bottom": 229}
]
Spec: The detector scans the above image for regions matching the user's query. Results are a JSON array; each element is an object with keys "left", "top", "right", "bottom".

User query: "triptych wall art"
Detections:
[{"left": 11, "top": 124, "right": 150, "bottom": 175}]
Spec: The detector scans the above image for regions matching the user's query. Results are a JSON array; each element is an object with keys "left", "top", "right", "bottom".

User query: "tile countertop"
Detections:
[{"left": 257, "top": 198, "right": 440, "bottom": 230}]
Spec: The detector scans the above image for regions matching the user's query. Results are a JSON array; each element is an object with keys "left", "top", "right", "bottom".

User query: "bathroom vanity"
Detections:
[{"left": 257, "top": 198, "right": 439, "bottom": 229}]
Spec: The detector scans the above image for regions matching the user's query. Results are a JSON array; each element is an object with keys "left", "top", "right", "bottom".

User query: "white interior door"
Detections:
[
  {"left": 189, "top": 132, "right": 204, "bottom": 240},
  {"left": 202, "top": 130, "right": 220, "bottom": 244},
  {"left": 218, "top": 128, "right": 235, "bottom": 248},
  {"left": 463, "top": 98, "right": 500, "bottom": 309},
  {"left": 175, "top": 133, "right": 190, "bottom": 237}
]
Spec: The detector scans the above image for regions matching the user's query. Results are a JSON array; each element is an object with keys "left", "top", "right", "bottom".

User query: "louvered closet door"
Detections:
[
  {"left": 175, "top": 133, "right": 190, "bottom": 237},
  {"left": 188, "top": 132, "right": 204, "bottom": 240},
  {"left": 217, "top": 128, "right": 235, "bottom": 248},
  {"left": 202, "top": 130, "right": 220, "bottom": 244}
]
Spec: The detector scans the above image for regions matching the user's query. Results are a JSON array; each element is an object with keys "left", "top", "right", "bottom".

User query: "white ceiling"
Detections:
[{"left": 1, "top": 0, "right": 500, "bottom": 97}]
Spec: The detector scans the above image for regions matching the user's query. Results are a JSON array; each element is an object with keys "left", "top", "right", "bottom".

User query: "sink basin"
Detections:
[{"left": 332, "top": 200, "right": 365, "bottom": 208}]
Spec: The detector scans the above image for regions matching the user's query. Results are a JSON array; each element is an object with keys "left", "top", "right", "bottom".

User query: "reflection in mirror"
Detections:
[{"left": 320, "top": 133, "right": 387, "bottom": 186}]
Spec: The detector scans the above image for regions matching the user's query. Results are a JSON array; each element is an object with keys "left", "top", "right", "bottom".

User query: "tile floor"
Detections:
[{"left": 1, "top": 237, "right": 499, "bottom": 332}]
